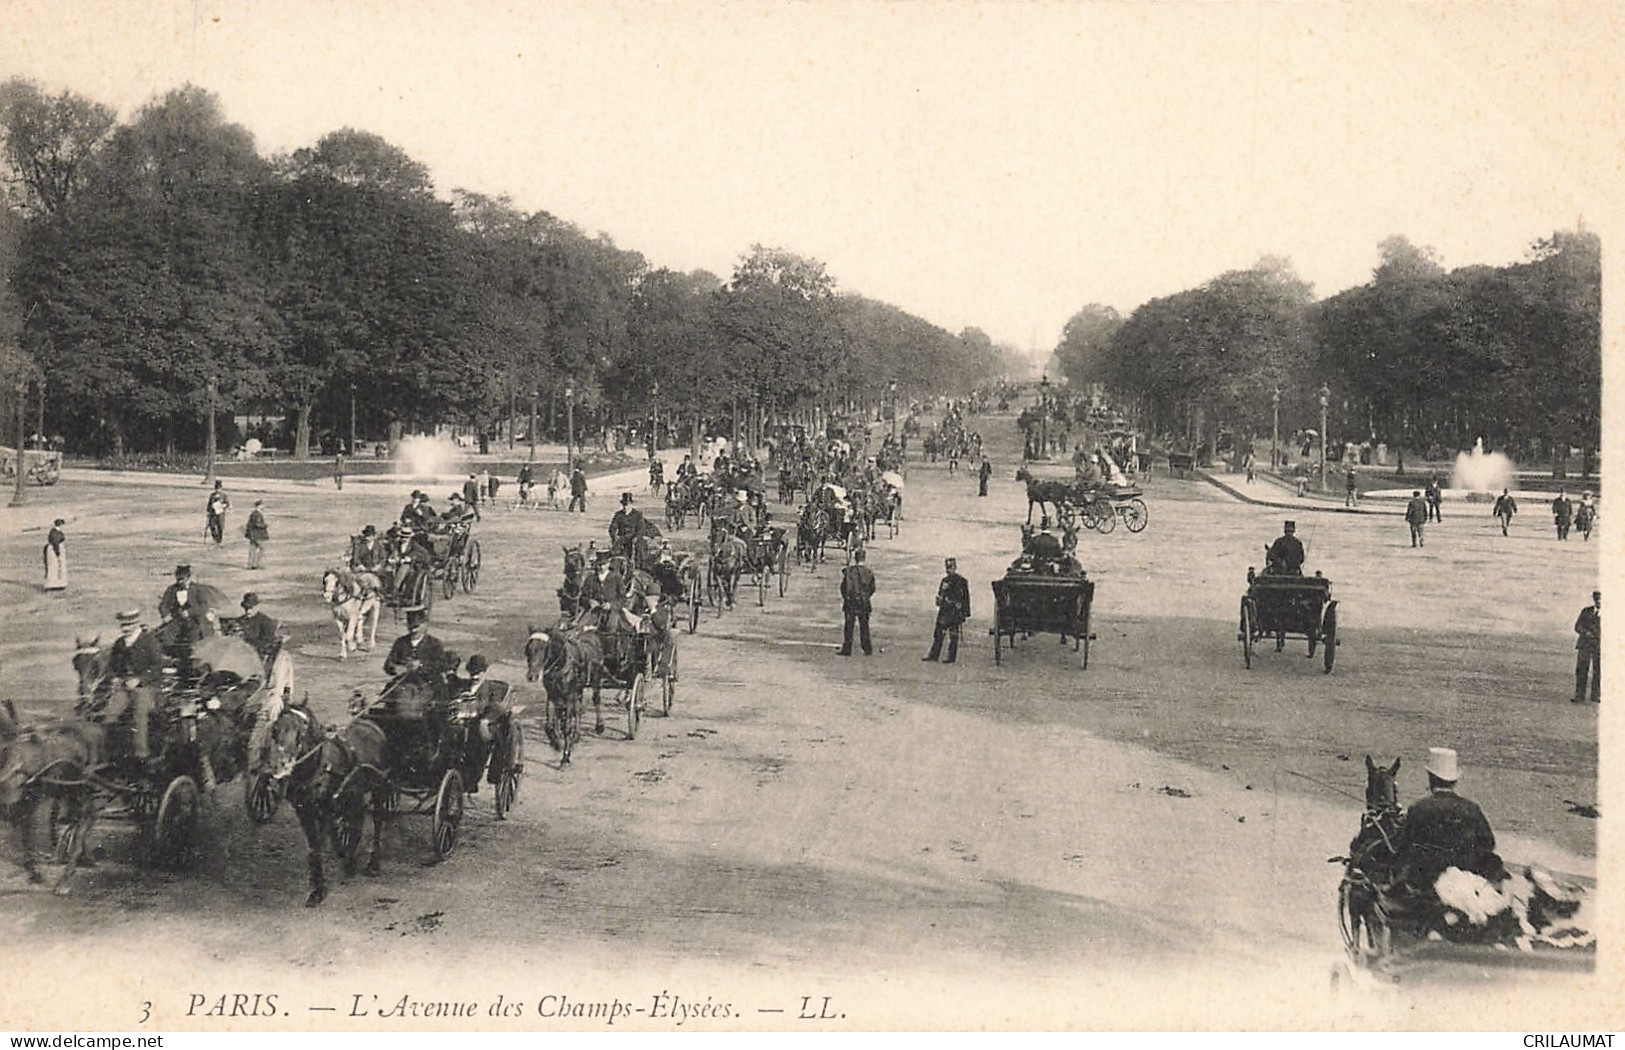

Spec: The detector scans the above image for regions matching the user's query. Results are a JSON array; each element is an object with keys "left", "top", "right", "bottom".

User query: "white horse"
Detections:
[{"left": 321, "top": 566, "right": 381, "bottom": 659}]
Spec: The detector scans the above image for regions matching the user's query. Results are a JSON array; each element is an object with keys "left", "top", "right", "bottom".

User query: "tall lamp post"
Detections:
[
  {"left": 1271, "top": 387, "right": 1281, "bottom": 471},
  {"left": 1039, "top": 373, "right": 1051, "bottom": 460},
  {"left": 10, "top": 378, "right": 27, "bottom": 507},
  {"left": 651, "top": 380, "right": 660, "bottom": 454},
  {"left": 349, "top": 382, "right": 357, "bottom": 456},
  {"left": 888, "top": 380, "right": 898, "bottom": 441},
  {"left": 204, "top": 376, "right": 218, "bottom": 488},
  {"left": 565, "top": 384, "right": 575, "bottom": 474},
  {"left": 1318, "top": 383, "right": 1330, "bottom": 492},
  {"left": 528, "top": 389, "right": 538, "bottom": 462}
]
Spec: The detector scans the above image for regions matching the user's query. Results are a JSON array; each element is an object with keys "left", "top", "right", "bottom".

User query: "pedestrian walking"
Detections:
[
  {"left": 462, "top": 474, "right": 482, "bottom": 522},
  {"left": 1405, "top": 490, "right": 1429, "bottom": 548},
  {"left": 1552, "top": 489, "right": 1573, "bottom": 541},
  {"left": 333, "top": 453, "right": 345, "bottom": 490},
  {"left": 205, "top": 480, "right": 230, "bottom": 545},
  {"left": 1574, "top": 590, "right": 1600, "bottom": 704},
  {"left": 1345, "top": 466, "right": 1358, "bottom": 507},
  {"left": 477, "top": 467, "right": 491, "bottom": 504},
  {"left": 1426, "top": 477, "right": 1443, "bottom": 521},
  {"left": 1244, "top": 452, "right": 1256, "bottom": 485},
  {"left": 43, "top": 517, "right": 67, "bottom": 592},
  {"left": 1576, "top": 492, "right": 1596, "bottom": 541},
  {"left": 1492, "top": 488, "right": 1518, "bottom": 536},
  {"left": 836, "top": 547, "right": 876, "bottom": 656},
  {"left": 245, "top": 499, "right": 269, "bottom": 569},
  {"left": 923, "top": 557, "right": 970, "bottom": 663},
  {"left": 978, "top": 457, "right": 992, "bottom": 497},
  {"left": 568, "top": 466, "right": 588, "bottom": 513}
]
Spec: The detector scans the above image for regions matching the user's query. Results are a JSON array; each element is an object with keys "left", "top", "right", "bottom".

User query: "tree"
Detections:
[
  {"left": 1052, "top": 305, "right": 1122, "bottom": 389},
  {"left": 0, "top": 78, "right": 115, "bottom": 217}
]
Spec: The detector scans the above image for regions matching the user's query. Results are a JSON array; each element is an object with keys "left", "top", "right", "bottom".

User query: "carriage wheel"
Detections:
[
  {"left": 1093, "top": 503, "right": 1117, "bottom": 534},
  {"left": 244, "top": 770, "right": 282, "bottom": 825},
  {"left": 777, "top": 547, "right": 790, "bottom": 596},
  {"left": 495, "top": 722, "right": 523, "bottom": 820},
  {"left": 1239, "top": 600, "right": 1256, "bottom": 669},
  {"left": 686, "top": 579, "right": 701, "bottom": 633},
  {"left": 412, "top": 570, "right": 435, "bottom": 613},
  {"left": 334, "top": 784, "right": 366, "bottom": 868},
  {"left": 1337, "top": 878, "right": 1390, "bottom": 965},
  {"left": 1057, "top": 504, "right": 1077, "bottom": 531},
  {"left": 993, "top": 609, "right": 1004, "bottom": 666},
  {"left": 442, "top": 565, "right": 457, "bottom": 600},
  {"left": 662, "top": 668, "right": 675, "bottom": 716},
  {"left": 1124, "top": 498, "right": 1149, "bottom": 533},
  {"left": 432, "top": 770, "right": 464, "bottom": 859},
  {"left": 757, "top": 565, "right": 768, "bottom": 606},
  {"left": 1322, "top": 607, "right": 1338, "bottom": 674},
  {"left": 1080, "top": 606, "right": 1092, "bottom": 670},
  {"left": 626, "top": 673, "right": 645, "bottom": 740},
  {"left": 154, "top": 775, "right": 202, "bottom": 871},
  {"left": 464, "top": 540, "right": 481, "bottom": 592},
  {"left": 48, "top": 796, "right": 81, "bottom": 863}
]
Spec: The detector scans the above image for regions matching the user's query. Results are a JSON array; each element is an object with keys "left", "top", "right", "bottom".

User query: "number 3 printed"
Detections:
[{"left": 139, "top": 1001, "right": 152, "bottom": 1024}]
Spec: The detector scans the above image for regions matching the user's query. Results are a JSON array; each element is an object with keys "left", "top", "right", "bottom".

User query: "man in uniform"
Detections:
[
  {"left": 1574, "top": 590, "right": 1601, "bottom": 704},
  {"left": 1552, "top": 488, "right": 1573, "bottom": 541},
  {"left": 234, "top": 592, "right": 280, "bottom": 662},
  {"left": 1405, "top": 491, "right": 1429, "bottom": 548},
  {"left": 1266, "top": 521, "right": 1305, "bottom": 575},
  {"left": 923, "top": 557, "right": 970, "bottom": 664},
  {"left": 837, "top": 547, "right": 876, "bottom": 656},
  {"left": 1394, "top": 747, "right": 1505, "bottom": 899},
  {"left": 104, "top": 608, "right": 166, "bottom": 765},
  {"left": 205, "top": 480, "right": 231, "bottom": 545},
  {"left": 1492, "top": 488, "right": 1518, "bottom": 536},
  {"left": 609, "top": 493, "right": 647, "bottom": 557},
  {"left": 568, "top": 465, "right": 589, "bottom": 513}
]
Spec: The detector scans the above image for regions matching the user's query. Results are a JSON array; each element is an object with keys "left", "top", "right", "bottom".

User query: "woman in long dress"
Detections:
[{"left": 43, "top": 517, "right": 67, "bottom": 592}]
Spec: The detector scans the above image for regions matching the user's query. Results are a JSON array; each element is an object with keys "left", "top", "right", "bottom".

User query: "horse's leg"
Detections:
[
  {"left": 592, "top": 674, "right": 606, "bottom": 735},
  {"left": 15, "top": 797, "right": 43, "bottom": 885},
  {"left": 51, "top": 793, "right": 95, "bottom": 895},
  {"left": 335, "top": 610, "right": 351, "bottom": 659},
  {"left": 297, "top": 806, "right": 328, "bottom": 906},
  {"left": 364, "top": 789, "right": 384, "bottom": 877},
  {"left": 363, "top": 602, "right": 379, "bottom": 650}
]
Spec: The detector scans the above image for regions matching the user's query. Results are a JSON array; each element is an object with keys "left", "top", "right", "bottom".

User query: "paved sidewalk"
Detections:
[{"left": 1197, "top": 469, "right": 1403, "bottom": 516}]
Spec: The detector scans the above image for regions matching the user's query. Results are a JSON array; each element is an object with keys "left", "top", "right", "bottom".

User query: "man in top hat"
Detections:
[
  {"left": 923, "top": 557, "right": 971, "bottom": 664},
  {"left": 205, "top": 480, "right": 231, "bottom": 544},
  {"left": 609, "top": 492, "right": 647, "bottom": 558},
  {"left": 462, "top": 473, "right": 483, "bottom": 520},
  {"left": 104, "top": 608, "right": 166, "bottom": 763},
  {"left": 1266, "top": 520, "right": 1305, "bottom": 576},
  {"left": 159, "top": 564, "right": 210, "bottom": 648},
  {"left": 1574, "top": 590, "right": 1601, "bottom": 704},
  {"left": 246, "top": 499, "right": 270, "bottom": 569},
  {"left": 1394, "top": 747, "right": 1504, "bottom": 896},
  {"left": 234, "top": 592, "right": 280, "bottom": 662},
  {"left": 353, "top": 524, "right": 387, "bottom": 575},
  {"left": 384, "top": 606, "right": 454, "bottom": 684}
]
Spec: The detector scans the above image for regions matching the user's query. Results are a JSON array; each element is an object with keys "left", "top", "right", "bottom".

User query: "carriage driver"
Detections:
[
  {"left": 384, "top": 607, "right": 456, "bottom": 685},
  {"left": 233, "top": 592, "right": 281, "bottom": 663},
  {"left": 651, "top": 543, "right": 686, "bottom": 602},
  {"left": 453, "top": 654, "right": 513, "bottom": 795},
  {"left": 159, "top": 563, "right": 212, "bottom": 645},
  {"left": 1266, "top": 520, "right": 1306, "bottom": 576},
  {"left": 580, "top": 554, "right": 637, "bottom": 633},
  {"left": 102, "top": 608, "right": 166, "bottom": 765},
  {"left": 609, "top": 493, "right": 647, "bottom": 557},
  {"left": 1393, "top": 747, "right": 1506, "bottom": 901},
  {"left": 1026, "top": 518, "right": 1064, "bottom": 568}
]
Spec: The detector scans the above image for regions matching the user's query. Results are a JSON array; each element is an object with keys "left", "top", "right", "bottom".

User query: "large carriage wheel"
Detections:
[
  {"left": 463, "top": 540, "right": 481, "bottom": 592},
  {"left": 1123, "top": 498, "right": 1149, "bottom": 533},
  {"left": 244, "top": 770, "right": 282, "bottom": 825},
  {"left": 662, "top": 658, "right": 676, "bottom": 716},
  {"left": 1239, "top": 600, "right": 1256, "bottom": 669},
  {"left": 411, "top": 569, "right": 435, "bottom": 614},
  {"left": 777, "top": 547, "right": 790, "bottom": 597},
  {"left": 1092, "top": 501, "right": 1118, "bottom": 534},
  {"left": 495, "top": 722, "right": 523, "bottom": 820},
  {"left": 153, "top": 775, "right": 202, "bottom": 871},
  {"left": 1322, "top": 605, "right": 1338, "bottom": 674},
  {"left": 432, "top": 769, "right": 464, "bottom": 859},
  {"left": 441, "top": 563, "right": 458, "bottom": 600},
  {"left": 1337, "top": 877, "right": 1390, "bottom": 965},
  {"left": 757, "top": 563, "right": 768, "bottom": 606},
  {"left": 626, "top": 673, "right": 646, "bottom": 741},
  {"left": 992, "top": 606, "right": 1004, "bottom": 666},
  {"left": 686, "top": 575, "right": 702, "bottom": 634}
]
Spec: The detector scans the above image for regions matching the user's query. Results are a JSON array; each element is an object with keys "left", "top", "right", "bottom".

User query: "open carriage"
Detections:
[
  {"left": 727, "top": 525, "right": 790, "bottom": 606},
  {"left": 990, "top": 570, "right": 1097, "bottom": 669},
  {"left": 1060, "top": 484, "right": 1148, "bottom": 534},
  {"left": 1238, "top": 569, "right": 1339, "bottom": 673}
]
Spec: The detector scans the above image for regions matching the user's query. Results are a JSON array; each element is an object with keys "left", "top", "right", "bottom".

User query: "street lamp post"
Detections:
[
  {"left": 528, "top": 390, "right": 538, "bottom": 462},
  {"left": 1318, "top": 383, "right": 1330, "bottom": 492},
  {"left": 1039, "top": 373, "right": 1051, "bottom": 460},
  {"left": 565, "top": 384, "right": 575, "bottom": 474},
  {"left": 889, "top": 380, "right": 898, "bottom": 441},
  {"left": 10, "top": 379, "right": 27, "bottom": 507},
  {"left": 651, "top": 380, "right": 660, "bottom": 454},
  {"left": 349, "top": 382, "right": 357, "bottom": 456},
  {"left": 204, "top": 376, "right": 218, "bottom": 488},
  {"left": 1271, "top": 387, "right": 1281, "bottom": 471}
]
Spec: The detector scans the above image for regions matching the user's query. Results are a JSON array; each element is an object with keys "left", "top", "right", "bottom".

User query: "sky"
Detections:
[{"left": 3, "top": 0, "right": 1621, "bottom": 356}]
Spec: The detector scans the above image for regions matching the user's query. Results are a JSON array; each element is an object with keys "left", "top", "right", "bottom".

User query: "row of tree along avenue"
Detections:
[
  {"left": 1050, "top": 235, "right": 1600, "bottom": 476},
  {"left": 0, "top": 80, "right": 1022, "bottom": 458}
]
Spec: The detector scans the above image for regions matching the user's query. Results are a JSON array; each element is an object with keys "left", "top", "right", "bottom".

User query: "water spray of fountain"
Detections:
[
  {"left": 1451, "top": 438, "right": 1515, "bottom": 495},
  {"left": 395, "top": 433, "right": 465, "bottom": 480}
]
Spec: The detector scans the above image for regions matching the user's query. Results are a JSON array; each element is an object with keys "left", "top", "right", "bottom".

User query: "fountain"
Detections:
[
  {"left": 395, "top": 433, "right": 464, "bottom": 481},
  {"left": 1451, "top": 438, "right": 1515, "bottom": 498}
]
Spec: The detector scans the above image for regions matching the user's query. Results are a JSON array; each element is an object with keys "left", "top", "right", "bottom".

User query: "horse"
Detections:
[
  {"left": 525, "top": 623, "right": 604, "bottom": 766},
  {"left": 796, "top": 505, "right": 831, "bottom": 565},
  {"left": 1014, "top": 467, "right": 1077, "bottom": 525},
  {"left": 1338, "top": 756, "right": 1404, "bottom": 961},
  {"left": 708, "top": 523, "right": 748, "bottom": 610},
  {"left": 558, "top": 545, "right": 588, "bottom": 618},
  {"left": 322, "top": 566, "right": 382, "bottom": 659},
  {"left": 0, "top": 699, "right": 103, "bottom": 893},
  {"left": 286, "top": 712, "right": 389, "bottom": 906}
]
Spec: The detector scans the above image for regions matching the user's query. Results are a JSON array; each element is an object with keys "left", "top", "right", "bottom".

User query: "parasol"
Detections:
[
  {"left": 192, "top": 635, "right": 265, "bottom": 683},
  {"left": 821, "top": 483, "right": 848, "bottom": 499},
  {"left": 881, "top": 471, "right": 905, "bottom": 490}
]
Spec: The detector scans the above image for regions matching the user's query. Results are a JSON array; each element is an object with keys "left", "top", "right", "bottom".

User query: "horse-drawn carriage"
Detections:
[
  {"left": 1336, "top": 757, "right": 1594, "bottom": 978},
  {"left": 711, "top": 520, "right": 789, "bottom": 607},
  {"left": 796, "top": 485, "right": 860, "bottom": 565},
  {"left": 1238, "top": 568, "right": 1339, "bottom": 673},
  {"left": 354, "top": 522, "right": 480, "bottom": 617},
  {"left": 664, "top": 475, "right": 712, "bottom": 531},
  {"left": 0, "top": 445, "right": 62, "bottom": 486},
  {"left": 1060, "top": 483, "right": 1148, "bottom": 535},
  {"left": 991, "top": 568, "right": 1096, "bottom": 669}
]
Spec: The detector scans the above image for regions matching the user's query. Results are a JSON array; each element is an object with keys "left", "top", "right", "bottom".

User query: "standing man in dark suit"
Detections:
[
  {"left": 462, "top": 474, "right": 483, "bottom": 521},
  {"left": 923, "top": 558, "right": 970, "bottom": 663},
  {"left": 1492, "top": 489, "right": 1518, "bottom": 536},
  {"left": 105, "top": 608, "right": 166, "bottom": 763},
  {"left": 205, "top": 481, "right": 231, "bottom": 545},
  {"left": 1574, "top": 590, "right": 1600, "bottom": 704},
  {"left": 1552, "top": 489, "right": 1573, "bottom": 541},
  {"left": 569, "top": 466, "right": 589, "bottom": 513},
  {"left": 978, "top": 457, "right": 992, "bottom": 497},
  {"left": 246, "top": 500, "right": 270, "bottom": 569},
  {"left": 1405, "top": 491, "right": 1429, "bottom": 548},
  {"left": 837, "top": 548, "right": 876, "bottom": 656}
]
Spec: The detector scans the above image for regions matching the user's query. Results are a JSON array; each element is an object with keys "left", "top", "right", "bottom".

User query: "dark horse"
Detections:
[
  {"left": 1014, "top": 467, "right": 1077, "bottom": 526},
  {"left": 286, "top": 709, "right": 389, "bottom": 907},
  {"left": 708, "top": 522, "right": 747, "bottom": 610},
  {"left": 525, "top": 623, "right": 604, "bottom": 766},
  {"left": 558, "top": 545, "right": 588, "bottom": 617},
  {"left": 1338, "top": 755, "right": 1403, "bottom": 962},
  {"left": 0, "top": 697, "right": 103, "bottom": 894}
]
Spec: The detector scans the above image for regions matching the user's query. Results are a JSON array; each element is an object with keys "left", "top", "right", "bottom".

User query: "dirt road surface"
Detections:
[{"left": 0, "top": 410, "right": 1608, "bottom": 1031}]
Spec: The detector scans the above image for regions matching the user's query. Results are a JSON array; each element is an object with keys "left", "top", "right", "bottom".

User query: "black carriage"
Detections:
[
  {"left": 990, "top": 571, "right": 1097, "bottom": 669},
  {"left": 1061, "top": 484, "right": 1148, "bottom": 535},
  {"left": 1238, "top": 569, "right": 1339, "bottom": 673},
  {"left": 589, "top": 625, "right": 677, "bottom": 741},
  {"left": 734, "top": 526, "right": 790, "bottom": 605}
]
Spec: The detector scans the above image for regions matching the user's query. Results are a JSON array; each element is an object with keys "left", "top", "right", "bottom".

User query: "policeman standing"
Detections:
[
  {"left": 1574, "top": 590, "right": 1600, "bottom": 704},
  {"left": 836, "top": 548, "right": 877, "bottom": 656},
  {"left": 923, "top": 558, "right": 970, "bottom": 663}
]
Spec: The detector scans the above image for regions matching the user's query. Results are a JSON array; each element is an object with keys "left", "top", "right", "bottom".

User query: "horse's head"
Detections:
[
  {"left": 321, "top": 568, "right": 343, "bottom": 603},
  {"left": 72, "top": 637, "right": 109, "bottom": 705},
  {"left": 525, "top": 627, "right": 554, "bottom": 683},
  {"left": 1363, "top": 755, "right": 1401, "bottom": 815},
  {"left": 1015, "top": 467, "right": 1031, "bottom": 482},
  {"left": 562, "top": 546, "right": 585, "bottom": 580}
]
